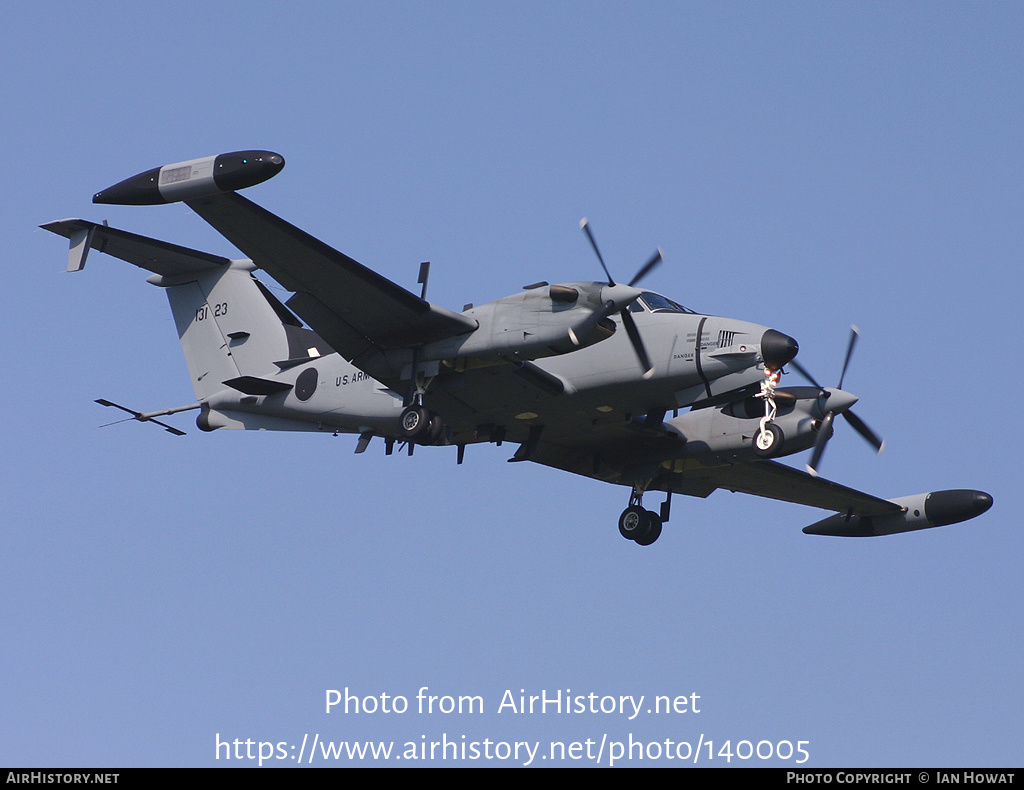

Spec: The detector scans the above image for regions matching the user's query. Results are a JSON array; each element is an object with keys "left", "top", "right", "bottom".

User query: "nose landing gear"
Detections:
[
  {"left": 753, "top": 366, "right": 785, "bottom": 458},
  {"left": 753, "top": 422, "right": 784, "bottom": 457}
]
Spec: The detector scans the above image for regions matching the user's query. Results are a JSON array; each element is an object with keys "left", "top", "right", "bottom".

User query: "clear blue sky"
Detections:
[{"left": 3, "top": 1, "right": 1020, "bottom": 767}]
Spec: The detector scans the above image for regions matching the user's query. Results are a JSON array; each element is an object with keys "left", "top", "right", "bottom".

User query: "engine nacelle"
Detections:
[
  {"left": 421, "top": 281, "right": 635, "bottom": 367},
  {"left": 664, "top": 387, "right": 826, "bottom": 461}
]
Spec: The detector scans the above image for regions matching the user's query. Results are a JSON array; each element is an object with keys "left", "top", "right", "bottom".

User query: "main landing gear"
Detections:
[
  {"left": 399, "top": 404, "right": 445, "bottom": 445},
  {"left": 617, "top": 485, "right": 668, "bottom": 546},
  {"left": 399, "top": 366, "right": 446, "bottom": 448}
]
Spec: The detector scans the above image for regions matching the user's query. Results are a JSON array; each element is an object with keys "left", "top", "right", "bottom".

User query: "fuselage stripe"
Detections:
[{"left": 694, "top": 316, "right": 712, "bottom": 397}]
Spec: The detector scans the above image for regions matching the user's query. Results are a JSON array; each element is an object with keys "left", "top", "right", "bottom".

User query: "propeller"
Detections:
[
  {"left": 790, "top": 325, "right": 884, "bottom": 476},
  {"left": 579, "top": 218, "right": 663, "bottom": 378}
]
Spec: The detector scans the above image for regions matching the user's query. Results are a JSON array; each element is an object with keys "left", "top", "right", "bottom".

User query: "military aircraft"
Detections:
[{"left": 43, "top": 150, "right": 992, "bottom": 545}]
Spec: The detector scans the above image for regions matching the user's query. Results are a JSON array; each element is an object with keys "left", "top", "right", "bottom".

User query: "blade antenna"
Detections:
[{"left": 417, "top": 261, "right": 430, "bottom": 300}]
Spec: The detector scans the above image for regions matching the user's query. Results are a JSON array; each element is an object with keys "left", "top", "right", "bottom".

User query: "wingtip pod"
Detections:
[
  {"left": 93, "top": 150, "right": 284, "bottom": 205},
  {"left": 803, "top": 489, "right": 993, "bottom": 537}
]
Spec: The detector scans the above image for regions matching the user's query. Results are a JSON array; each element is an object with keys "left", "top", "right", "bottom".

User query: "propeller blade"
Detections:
[
  {"left": 567, "top": 296, "right": 621, "bottom": 346},
  {"left": 842, "top": 409, "right": 884, "bottom": 453},
  {"left": 790, "top": 360, "right": 823, "bottom": 390},
  {"left": 807, "top": 411, "right": 834, "bottom": 476},
  {"left": 837, "top": 325, "right": 859, "bottom": 390},
  {"left": 628, "top": 248, "right": 663, "bottom": 288},
  {"left": 578, "top": 220, "right": 660, "bottom": 378},
  {"left": 792, "top": 326, "right": 883, "bottom": 467},
  {"left": 620, "top": 308, "right": 654, "bottom": 378},
  {"left": 580, "top": 217, "right": 615, "bottom": 286},
  {"left": 771, "top": 388, "right": 798, "bottom": 407}
]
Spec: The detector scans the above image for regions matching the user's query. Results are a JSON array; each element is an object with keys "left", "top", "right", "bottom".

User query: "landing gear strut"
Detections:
[
  {"left": 617, "top": 484, "right": 667, "bottom": 546},
  {"left": 753, "top": 366, "right": 785, "bottom": 458}
]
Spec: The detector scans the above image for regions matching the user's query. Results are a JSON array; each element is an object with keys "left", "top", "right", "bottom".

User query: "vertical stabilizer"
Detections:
[
  {"left": 40, "top": 219, "right": 330, "bottom": 405},
  {"left": 164, "top": 261, "right": 303, "bottom": 401}
]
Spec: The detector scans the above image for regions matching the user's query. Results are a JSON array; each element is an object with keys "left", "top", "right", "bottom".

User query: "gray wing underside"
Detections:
[
  {"left": 183, "top": 192, "right": 476, "bottom": 367},
  {"left": 527, "top": 432, "right": 903, "bottom": 518},
  {"left": 665, "top": 459, "right": 904, "bottom": 516}
]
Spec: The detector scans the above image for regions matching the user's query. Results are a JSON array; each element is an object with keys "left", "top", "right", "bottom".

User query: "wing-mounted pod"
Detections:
[
  {"left": 93, "top": 151, "right": 284, "bottom": 205},
  {"left": 804, "top": 490, "right": 993, "bottom": 536}
]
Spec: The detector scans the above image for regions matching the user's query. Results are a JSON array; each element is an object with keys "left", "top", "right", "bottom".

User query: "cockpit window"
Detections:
[{"left": 638, "top": 293, "right": 695, "bottom": 314}]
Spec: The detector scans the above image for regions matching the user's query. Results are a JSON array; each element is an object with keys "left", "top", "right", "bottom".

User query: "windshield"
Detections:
[{"left": 636, "top": 292, "right": 695, "bottom": 314}]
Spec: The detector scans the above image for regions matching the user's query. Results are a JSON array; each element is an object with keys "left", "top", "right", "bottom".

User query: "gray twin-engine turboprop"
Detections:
[{"left": 43, "top": 150, "right": 992, "bottom": 544}]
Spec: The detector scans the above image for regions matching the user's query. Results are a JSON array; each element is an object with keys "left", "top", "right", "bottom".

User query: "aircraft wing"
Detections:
[
  {"left": 661, "top": 459, "right": 904, "bottom": 516},
  {"left": 183, "top": 192, "right": 477, "bottom": 368},
  {"left": 523, "top": 427, "right": 904, "bottom": 518}
]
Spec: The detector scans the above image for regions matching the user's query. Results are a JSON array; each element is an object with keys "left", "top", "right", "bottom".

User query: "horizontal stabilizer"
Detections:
[
  {"left": 222, "top": 376, "right": 293, "bottom": 396},
  {"left": 41, "top": 219, "right": 230, "bottom": 277}
]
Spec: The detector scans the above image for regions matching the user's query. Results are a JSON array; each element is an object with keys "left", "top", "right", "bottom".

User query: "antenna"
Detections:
[{"left": 418, "top": 261, "right": 430, "bottom": 300}]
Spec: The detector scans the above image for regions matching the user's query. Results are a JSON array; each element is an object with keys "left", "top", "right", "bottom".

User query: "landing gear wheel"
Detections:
[
  {"left": 618, "top": 506, "right": 651, "bottom": 541},
  {"left": 428, "top": 414, "right": 445, "bottom": 445},
  {"left": 400, "top": 406, "right": 431, "bottom": 441},
  {"left": 634, "top": 511, "right": 663, "bottom": 546},
  {"left": 753, "top": 423, "right": 784, "bottom": 458}
]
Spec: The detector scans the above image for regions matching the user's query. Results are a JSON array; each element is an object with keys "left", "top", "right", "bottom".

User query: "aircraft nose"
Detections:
[{"left": 760, "top": 329, "right": 799, "bottom": 370}]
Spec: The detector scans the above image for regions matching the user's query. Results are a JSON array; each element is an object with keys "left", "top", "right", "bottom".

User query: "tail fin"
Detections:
[
  {"left": 41, "top": 219, "right": 329, "bottom": 401},
  {"left": 165, "top": 261, "right": 291, "bottom": 399},
  {"left": 164, "top": 263, "right": 331, "bottom": 400}
]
